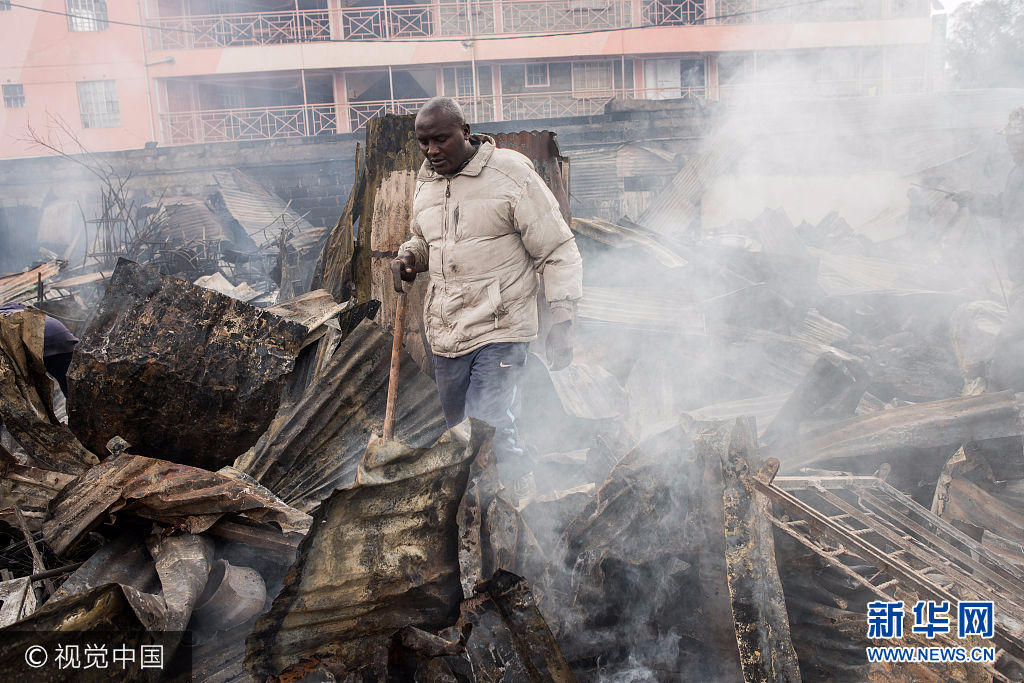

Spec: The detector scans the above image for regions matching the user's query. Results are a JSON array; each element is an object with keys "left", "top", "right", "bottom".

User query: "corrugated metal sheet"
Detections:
[
  {"left": 578, "top": 285, "right": 706, "bottom": 334},
  {"left": 0, "top": 260, "right": 63, "bottom": 304},
  {"left": 150, "top": 197, "right": 230, "bottom": 244},
  {"left": 42, "top": 451, "right": 312, "bottom": 555},
  {"left": 638, "top": 128, "right": 742, "bottom": 237},
  {"left": 234, "top": 319, "right": 446, "bottom": 513},
  {"left": 213, "top": 169, "right": 315, "bottom": 248},
  {"left": 563, "top": 147, "right": 619, "bottom": 205},
  {"left": 246, "top": 420, "right": 481, "bottom": 678},
  {"left": 571, "top": 217, "right": 688, "bottom": 268},
  {"left": 491, "top": 130, "right": 571, "bottom": 221}
]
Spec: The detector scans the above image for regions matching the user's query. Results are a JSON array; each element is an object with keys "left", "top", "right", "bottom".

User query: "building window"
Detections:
[
  {"left": 77, "top": 80, "right": 120, "bottom": 128},
  {"left": 0, "top": 1, "right": 11, "bottom": 10},
  {"left": 443, "top": 66, "right": 476, "bottom": 98},
  {"left": 2, "top": 84, "right": 24, "bottom": 108},
  {"left": 67, "top": 0, "right": 109, "bottom": 32},
  {"left": 572, "top": 61, "right": 614, "bottom": 92},
  {"left": 525, "top": 64, "right": 550, "bottom": 88}
]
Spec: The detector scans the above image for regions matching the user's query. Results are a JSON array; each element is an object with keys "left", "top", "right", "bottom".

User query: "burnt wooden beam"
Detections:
[{"left": 721, "top": 418, "right": 801, "bottom": 683}]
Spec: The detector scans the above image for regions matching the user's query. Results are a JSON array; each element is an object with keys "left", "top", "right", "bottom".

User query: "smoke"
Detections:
[{"left": 508, "top": 30, "right": 1024, "bottom": 679}]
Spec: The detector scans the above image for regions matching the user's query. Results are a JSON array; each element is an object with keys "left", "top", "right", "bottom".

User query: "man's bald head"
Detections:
[
  {"left": 417, "top": 97, "right": 466, "bottom": 127},
  {"left": 415, "top": 97, "right": 475, "bottom": 175}
]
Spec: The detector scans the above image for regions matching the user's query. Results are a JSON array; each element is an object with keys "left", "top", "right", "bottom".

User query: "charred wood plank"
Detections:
[{"left": 720, "top": 420, "right": 801, "bottom": 682}]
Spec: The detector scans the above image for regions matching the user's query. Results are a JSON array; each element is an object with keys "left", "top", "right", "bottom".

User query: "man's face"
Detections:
[
  {"left": 415, "top": 110, "right": 473, "bottom": 176},
  {"left": 1008, "top": 133, "right": 1024, "bottom": 165}
]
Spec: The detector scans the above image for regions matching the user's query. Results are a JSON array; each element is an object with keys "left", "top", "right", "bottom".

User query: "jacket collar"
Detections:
[{"left": 418, "top": 134, "right": 495, "bottom": 181}]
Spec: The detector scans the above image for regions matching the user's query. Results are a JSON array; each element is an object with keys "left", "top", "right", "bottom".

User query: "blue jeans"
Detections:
[{"left": 433, "top": 342, "right": 532, "bottom": 480}]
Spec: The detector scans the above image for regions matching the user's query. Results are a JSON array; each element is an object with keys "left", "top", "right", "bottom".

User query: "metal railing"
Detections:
[
  {"left": 153, "top": 9, "right": 331, "bottom": 49},
  {"left": 148, "top": 0, "right": 929, "bottom": 49},
  {"left": 158, "top": 78, "right": 923, "bottom": 144},
  {"left": 162, "top": 103, "right": 339, "bottom": 144}
]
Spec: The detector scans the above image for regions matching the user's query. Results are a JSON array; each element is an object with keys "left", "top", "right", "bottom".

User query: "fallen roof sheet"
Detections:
[
  {"left": 756, "top": 469, "right": 1024, "bottom": 667},
  {"left": 571, "top": 217, "right": 689, "bottom": 268},
  {"left": 42, "top": 450, "right": 311, "bottom": 556},
  {"left": 213, "top": 168, "right": 315, "bottom": 246},
  {"left": 0, "top": 260, "right": 63, "bottom": 305},
  {"left": 246, "top": 421, "right": 486, "bottom": 678},
  {"left": 150, "top": 196, "right": 231, "bottom": 244},
  {"left": 234, "top": 318, "right": 446, "bottom": 513}
]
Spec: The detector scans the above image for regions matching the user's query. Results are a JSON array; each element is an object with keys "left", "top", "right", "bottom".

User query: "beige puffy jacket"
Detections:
[{"left": 398, "top": 135, "right": 583, "bottom": 358}]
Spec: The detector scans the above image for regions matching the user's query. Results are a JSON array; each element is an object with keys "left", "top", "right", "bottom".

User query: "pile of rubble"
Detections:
[{"left": 0, "top": 114, "right": 1022, "bottom": 682}]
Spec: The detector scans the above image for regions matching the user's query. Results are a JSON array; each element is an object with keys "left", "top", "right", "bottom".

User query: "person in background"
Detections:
[
  {"left": 392, "top": 97, "right": 583, "bottom": 502},
  {"left": 0, "top": 302, "right": 79, "bottom": 397}
]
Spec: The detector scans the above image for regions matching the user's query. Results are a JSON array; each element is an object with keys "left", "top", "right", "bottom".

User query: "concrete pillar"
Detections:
[{"left": 334, "top": 72, "right": 351, "bottom": 133}]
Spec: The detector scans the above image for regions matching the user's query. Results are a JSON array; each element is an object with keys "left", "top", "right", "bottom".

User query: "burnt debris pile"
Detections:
[{"left": 1, "top": 113, "right": 1023, "bottom": 682}]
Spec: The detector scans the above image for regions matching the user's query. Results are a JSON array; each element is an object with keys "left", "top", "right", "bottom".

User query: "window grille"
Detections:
[
  {"left": 67, "top": 0, "right": 108, "bottom": 32},
  {"left": 77, "top": 80, "right": 120, "bottom": 128},
  {"left": 2, "top": 84, "right": 24, "bottom": 108}
]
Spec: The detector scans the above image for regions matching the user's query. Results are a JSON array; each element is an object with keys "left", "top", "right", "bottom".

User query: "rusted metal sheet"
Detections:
[
  {"left": 456, "top": 570, "right": 576, "bottom": 682},
  {"left": 0, "top": 583, "right": 172, "bottom": 678},
  {"left": 245, "top": 421, "right": 486, "bottom": 679},
  {"left": 67, "top": 258, "right": 308, "bottom": 468},
  {"left": 234, "top": 318, "right": 445, "bottom": 513},
  {"left": 147, "top": 533, "right": 215, "bottom": 632},
  {"left": 0, "top": 310, "right": 98, "bottom": 474},
  {"left": 490, "top": 130, "right": 570, "bottom": 222},
  {"left": 719, "top": 419, "right": 801, "bottom": 682},
  {"left": 0, "top": 260, "right": 63, "bottom": 304},
  {"left": 0, "top": 462, "right": 76, "bottom": 533},
  {"left": 42, "top": 451, "right": 311, "bottom": 556},
  {"left": 638, "top": 128, "right": 740, "bottom": 236}
]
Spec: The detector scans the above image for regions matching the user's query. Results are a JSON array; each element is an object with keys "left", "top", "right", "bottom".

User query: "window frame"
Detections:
[
  {"left": 66, "top": 0, "right": 109, "bottom": 32},
  {"left": 571, "top": 60, "right": 615, "bottom": 93},
  {"left": 524, "top": 63, "right": 550, "bottom": 88},
  {"left": 77, "top": 79, "right": 120, "bottom": 128},
  {"left": 2, "top": 84, "right": 25, "bottom": 108}
]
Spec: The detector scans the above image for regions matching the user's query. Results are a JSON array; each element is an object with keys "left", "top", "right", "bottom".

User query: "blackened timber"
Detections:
[{"left": 720, "top": 419, "right": 801, "bottom": 682}]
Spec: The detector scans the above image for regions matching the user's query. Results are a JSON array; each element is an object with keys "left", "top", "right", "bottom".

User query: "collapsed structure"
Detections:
[{"left": 0, "top": 112, "right": 1023, "bottom": 682}]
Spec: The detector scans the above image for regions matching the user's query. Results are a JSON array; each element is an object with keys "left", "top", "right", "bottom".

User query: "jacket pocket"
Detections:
[{"left": 456, "top": 278, "right": 505, "bottom": 343}]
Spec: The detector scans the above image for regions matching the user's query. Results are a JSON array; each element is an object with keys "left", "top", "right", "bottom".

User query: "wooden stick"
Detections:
[{"left": 383, "top": 291, "right": 407, "bottom": 441}]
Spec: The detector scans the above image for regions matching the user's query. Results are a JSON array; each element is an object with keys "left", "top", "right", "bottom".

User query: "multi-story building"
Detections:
[{"left": 1, "top": 0, "right": 941, "bottom": 159}]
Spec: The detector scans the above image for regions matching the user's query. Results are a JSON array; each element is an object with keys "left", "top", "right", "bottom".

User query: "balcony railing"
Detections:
[
  {"left": 154, "top": 10, "right": 332, "bottom": 49},
  {"left": 149, "top": 0, "right": 931, "bottom": 49},
  {"left": 159, "top": 88, "right": 709, "bottom": 144},
  {"left": 158, "top": 79, "right": 929, "bottom": 145},
  {"left": 162, "top": 103, "right": 339, "bottom": 144}
]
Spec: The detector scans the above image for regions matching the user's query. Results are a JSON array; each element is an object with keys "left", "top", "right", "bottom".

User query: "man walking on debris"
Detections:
[
  {"left": 391, "top": 97, "right": 583, "bottom": 499},
  {"left": 954, "top": 106, "right": 1024, "bottom": 301}
]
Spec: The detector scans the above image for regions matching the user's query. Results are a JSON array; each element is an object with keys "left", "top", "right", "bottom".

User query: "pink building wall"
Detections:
[{"left": 0, "top": 1, "right": 153, "bottom": 159}]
